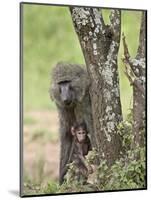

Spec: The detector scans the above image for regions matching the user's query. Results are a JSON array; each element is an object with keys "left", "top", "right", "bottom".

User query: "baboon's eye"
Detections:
[
  {"left": 77, "top": 131, "right": 86, "bottom": 135},
  {"left": 69, "top": 85, "right": 73, "bottom": 91}
]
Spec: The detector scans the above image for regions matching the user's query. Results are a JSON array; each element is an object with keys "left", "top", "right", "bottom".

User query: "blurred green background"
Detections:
[{"left": 22, "top": 4, "right": 142, "bottom": 195}]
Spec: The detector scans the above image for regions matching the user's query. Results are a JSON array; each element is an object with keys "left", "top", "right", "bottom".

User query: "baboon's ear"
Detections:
[
  {"left": 49, "top": 84, "right": 55, "bottom": 101},
  {"left": 71, "top": 126, "right": 75, "bottom": 136}
]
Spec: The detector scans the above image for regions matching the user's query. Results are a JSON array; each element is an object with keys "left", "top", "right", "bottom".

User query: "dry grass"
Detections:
[{"left": 23, "top": 110, "right": 60, "bottom": 194}]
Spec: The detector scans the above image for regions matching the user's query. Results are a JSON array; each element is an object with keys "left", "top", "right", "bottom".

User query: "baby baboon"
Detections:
[
  {"left": 70, "top": 121, "right": 93, "bottom": 182},
  {"left": 50, "top": 62, "right": 93, "bottom": 184}
]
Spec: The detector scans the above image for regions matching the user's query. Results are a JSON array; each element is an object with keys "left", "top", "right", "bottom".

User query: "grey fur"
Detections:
[{"left": 49, "top": 62, "right": 94, "bottom": 184}]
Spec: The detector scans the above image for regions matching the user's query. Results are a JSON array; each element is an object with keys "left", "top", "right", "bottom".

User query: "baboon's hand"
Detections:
[{"left": 87, "top": 165, "right": 93, "bottom": 174}]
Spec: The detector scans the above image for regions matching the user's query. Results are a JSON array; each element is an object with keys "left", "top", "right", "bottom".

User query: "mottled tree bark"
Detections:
[
  {"left": 122, "top": 12, "right": 146, "bottom": 148},
  {"left": 70, "top": 7, "right": 123, "bottom": 165}
]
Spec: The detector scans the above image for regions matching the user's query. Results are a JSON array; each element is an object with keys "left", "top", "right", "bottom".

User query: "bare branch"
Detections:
[
  {"left": 136, "top": 11, "right": 146, "bottom": 59},
  {"left": 122, "top": 32, "right": 145, "bottom": 77},
  {"left": 122, "top": 11, "right": 146, "bottom": 150},
  {"left": 122, "top": 33, "right": 131, "bottom": 60},
  {"left": 122, "top": 59, "right": 145, "bottom": 95},
  {"left": 122, "top": 31, "right": 145, "bottom": 95},
  {"left": 122, "top": 58, "right": 136, "bottom": 85}
]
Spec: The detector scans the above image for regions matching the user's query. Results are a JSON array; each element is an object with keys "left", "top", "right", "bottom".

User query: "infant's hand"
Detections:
[{"left": 88, "top": 166, "right": 93, "bottom": 174}]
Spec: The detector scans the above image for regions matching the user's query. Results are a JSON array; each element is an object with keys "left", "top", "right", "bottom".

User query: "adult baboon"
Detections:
[{"left": 50, "top": 62, "right": 93, "bottom": 184}]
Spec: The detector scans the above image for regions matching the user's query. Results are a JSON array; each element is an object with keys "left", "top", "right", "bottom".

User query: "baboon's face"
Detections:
[
  {"left": 76, "top": 127, "right": 86, "bottom": 143},
  {"left": 58, "top": 81, "right": 75, "bottom": 106}
]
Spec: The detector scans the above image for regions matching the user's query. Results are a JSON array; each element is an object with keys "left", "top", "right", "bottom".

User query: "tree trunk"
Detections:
[
  {"left": 70, "top": 7, "right": 123, "bottom": 165},
  {"left": 122, "top": 11, "right": 146, "bottom": 148}
]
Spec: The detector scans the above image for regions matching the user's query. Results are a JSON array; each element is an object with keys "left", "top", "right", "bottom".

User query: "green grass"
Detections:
[
  {"left": 23, "top": 4, "right": 142, "bottom": 118},
  {"left": 43, "top": 181, "right": 59, "bottom": 194}
]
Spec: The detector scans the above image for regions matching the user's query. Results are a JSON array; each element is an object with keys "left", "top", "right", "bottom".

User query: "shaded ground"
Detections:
[{"left": 23, "top": 110, "right": 60, "bottom": 194}]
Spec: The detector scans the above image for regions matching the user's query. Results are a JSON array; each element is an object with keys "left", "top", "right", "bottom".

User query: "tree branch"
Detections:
[
  {"left": 136, "top": 12, "right": 146, "bottom": 59},
  {"left": 69, "top": 7, "right": 106, "bottom": 36},
  {"left": 109, "top": 10, "right": 121, "bottom": 43},
  {"left": 103, "top": 9, "right": 121, "bottom": 61},
  {"left": 122, "top": 11, "right": 146, "bottom": 149},
  {"left": 122, "top": 58, "right": 145, "bottom": 95},
  {"left": 122, "top": 32, "right": 131, "bottom": 60},
  {"left": 122, "top": 33, "right": 145, "bottom": 77},
  {"left": 70, "top": 7, "right": 113, "bottom": 62},
  {"left": 91, "top": 8, "right": 106, "bottom": 31}
]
